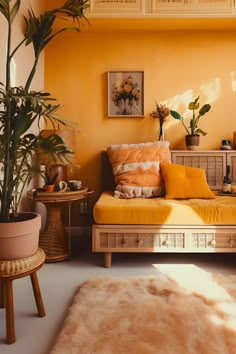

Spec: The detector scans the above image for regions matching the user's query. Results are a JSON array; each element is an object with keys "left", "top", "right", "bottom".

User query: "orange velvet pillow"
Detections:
[{"left": 160, "top": 162, "right": 215, "bottom": 199}]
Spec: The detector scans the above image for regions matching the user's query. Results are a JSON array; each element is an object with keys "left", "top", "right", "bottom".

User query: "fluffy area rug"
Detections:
[{"left": 50, "top": 272, "right": 236, "bottom": 354}]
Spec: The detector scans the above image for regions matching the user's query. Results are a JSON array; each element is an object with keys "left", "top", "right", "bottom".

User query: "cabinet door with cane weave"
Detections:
[{"left": 171, "top": 150, "right": 227, "bottom": 191}]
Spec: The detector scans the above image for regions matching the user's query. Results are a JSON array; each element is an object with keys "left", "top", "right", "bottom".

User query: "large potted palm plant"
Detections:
[{"left": 0, "top": 0, "right": 89, "bottom": 260}]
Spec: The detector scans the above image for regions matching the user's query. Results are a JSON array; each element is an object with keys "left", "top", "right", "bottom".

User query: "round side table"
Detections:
[{"left": 27, "top": 188, "right": 93, "bottom": 262}]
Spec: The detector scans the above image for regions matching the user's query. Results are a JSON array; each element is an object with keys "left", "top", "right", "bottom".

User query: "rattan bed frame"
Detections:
[{"left": 92, "top": 151, "right": 236, "bottom": 268}]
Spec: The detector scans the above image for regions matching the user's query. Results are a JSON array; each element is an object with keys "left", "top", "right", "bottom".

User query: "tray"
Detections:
[{"left": 27, "top": 187, "right": 90, "bottom": 202}]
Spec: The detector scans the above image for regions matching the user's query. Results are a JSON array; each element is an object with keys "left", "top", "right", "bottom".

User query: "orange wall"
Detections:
[{"left": 45, "top": 17, "right": 236, "bottom": 224}]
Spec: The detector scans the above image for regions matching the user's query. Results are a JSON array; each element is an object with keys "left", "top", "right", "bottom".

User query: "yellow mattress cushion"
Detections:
[{"left": 93, "top": 191, "right": 236, "bottom": 225}]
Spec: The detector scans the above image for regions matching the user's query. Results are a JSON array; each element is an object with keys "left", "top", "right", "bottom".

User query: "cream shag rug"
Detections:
[{"left": 50, "top": 273, "right": 236, "bottom": 354}]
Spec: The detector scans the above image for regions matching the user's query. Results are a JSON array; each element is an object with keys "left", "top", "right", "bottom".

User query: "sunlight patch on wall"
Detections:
[
  {"left": 230, "top": 71, "right": 236, "bottom": 92},
  {"left": 165, "top": 77, "right": 220, "bottom": 129},
  {"left": 200, "top": 77, "right": 220, "bottom": 104},
  {"left": 164, "top": 89, "right": 193, "bottom": 130},
  {"left": 166, "top": 89, "right": 193, "bottom": 117}
]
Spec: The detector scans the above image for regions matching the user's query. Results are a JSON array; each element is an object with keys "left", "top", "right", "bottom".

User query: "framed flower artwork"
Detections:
[{"left": 108, "top": 71, "right": 144, "bottom": 117}]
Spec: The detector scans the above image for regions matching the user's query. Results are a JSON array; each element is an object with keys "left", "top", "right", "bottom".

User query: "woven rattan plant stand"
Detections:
[
  {"left": 27, "top": 188, "right": 93, "bottom": 262},
  {"left": 0, "top": 248, "right": 46, "bottom": 344}
]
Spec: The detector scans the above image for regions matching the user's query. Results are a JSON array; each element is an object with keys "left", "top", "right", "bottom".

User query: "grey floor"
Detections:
[{"left": 1, "top": 228, "right": 236, "bottom": 354}]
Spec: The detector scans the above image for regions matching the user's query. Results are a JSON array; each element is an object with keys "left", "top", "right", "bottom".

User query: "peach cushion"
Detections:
[
  {"left": 107, "top": 141, "right": 171, "bottom": 198},
  {"left": 160, "top": 162, "right": 215, "bottom": 199}
]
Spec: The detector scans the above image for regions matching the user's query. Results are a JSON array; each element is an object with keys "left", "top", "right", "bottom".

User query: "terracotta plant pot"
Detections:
[
  {"left": 0, "top": 212, "right": 41, "bottom": 260},
  {"left": 44, "top": 184, "right": 55, "bottom": 192},
  {"left": 185, "top": 135, "right": 200, "bottom": 150}
]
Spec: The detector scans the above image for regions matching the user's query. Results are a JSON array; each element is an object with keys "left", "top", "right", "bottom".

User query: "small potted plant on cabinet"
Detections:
[
  {"left": 170, "top": 95, "right": 211, "bottom": 150},
  {"left": 0, "top": 0, "right": 89, "bottom": 260}
]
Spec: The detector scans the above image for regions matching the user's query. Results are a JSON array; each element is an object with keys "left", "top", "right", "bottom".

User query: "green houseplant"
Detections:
[
  {"left": 43, "top": 169, "right": 59, "bottom": 192},
  {"left": 0, "top": 0, "right": 89, "bottom": 259},
  {"left": 170, "top": 95, "right": 211, "bottom": 149}
]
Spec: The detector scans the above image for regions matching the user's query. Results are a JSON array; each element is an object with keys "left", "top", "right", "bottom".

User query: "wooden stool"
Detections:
[{"left": 0, "top": 248, "right": 46, "bottom": 344}]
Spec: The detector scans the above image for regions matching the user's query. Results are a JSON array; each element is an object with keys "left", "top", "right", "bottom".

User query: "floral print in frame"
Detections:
[{"left": 108, "top": 71, "right": 144, "bottom": 117}]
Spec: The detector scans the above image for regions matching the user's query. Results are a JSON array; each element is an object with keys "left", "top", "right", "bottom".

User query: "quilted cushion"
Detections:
[
  {"left": 107, "top": 141, "right": 171, "bottom": 198},
  {"left": 160, "top": 161, "right": 215, "bottom": 199}
]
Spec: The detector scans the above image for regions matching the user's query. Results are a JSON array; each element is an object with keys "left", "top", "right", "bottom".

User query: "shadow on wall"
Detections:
[{"left": 143, "top": 74, "right": 229, "bottom": 149}]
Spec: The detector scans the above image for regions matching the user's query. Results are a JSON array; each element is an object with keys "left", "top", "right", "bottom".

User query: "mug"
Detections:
[
  {"left": 57, "top": 180, "right": 67, "bottom": 192},
  {"left": 68, "top": 180, "right": 82, "bottom": 191}
]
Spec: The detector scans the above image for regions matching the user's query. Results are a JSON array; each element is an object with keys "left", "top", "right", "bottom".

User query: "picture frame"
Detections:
[{"left": 107, "top": 71, "right": 144, "bottom": 117}]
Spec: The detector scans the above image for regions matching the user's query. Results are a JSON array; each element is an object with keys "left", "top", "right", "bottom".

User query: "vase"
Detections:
[
  {"left": 118, "top": 98, "right": 133, "bottom": 115},
  {"left": 46, "top": 164, "right": 67, "bottom": 182},
  {"left": 158, "top": 125, "right": 165, "bottom": 141}
]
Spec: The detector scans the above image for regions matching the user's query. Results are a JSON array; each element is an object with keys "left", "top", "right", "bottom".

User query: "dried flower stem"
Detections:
[{"left": 150, "top": 101, "right": 170, "bottom": 140}]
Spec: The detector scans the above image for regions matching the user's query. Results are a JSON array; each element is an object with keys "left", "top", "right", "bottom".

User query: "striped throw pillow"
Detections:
[{"left": 107, "top": 141, "right": 170, "bottom": 198}]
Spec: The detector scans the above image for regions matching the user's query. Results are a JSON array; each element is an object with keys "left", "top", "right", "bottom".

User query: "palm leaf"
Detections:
[
  {"left": 9, "top": 0, "right": 20, "bottom": 23},
  {"left": 0, "top": 0, "right": 10, "bottom": 20}
]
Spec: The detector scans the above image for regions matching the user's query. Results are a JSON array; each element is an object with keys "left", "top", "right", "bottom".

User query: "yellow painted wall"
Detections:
[{"left": 45, "top": 16, "right": 236, "bottom": 225}]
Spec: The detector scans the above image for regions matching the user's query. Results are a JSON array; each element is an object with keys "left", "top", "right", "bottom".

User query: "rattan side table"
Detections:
[{"left": 27, "top": 188, "right": 93, "bottom": 262}]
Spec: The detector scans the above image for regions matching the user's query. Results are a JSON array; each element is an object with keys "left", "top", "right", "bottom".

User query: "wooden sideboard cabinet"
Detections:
[{"left": 171, "top": 150, "right": 236, "bottom": 191}]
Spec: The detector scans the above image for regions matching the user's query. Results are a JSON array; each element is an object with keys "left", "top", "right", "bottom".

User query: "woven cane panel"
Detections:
[
  {"left": 152, "top": 0, "right": 233, "bottom": 14},
  {"left": 100, "top": 232, "right": 185, "bottom": 249},
  {"left": 39, "top": 206, "right": 69, "bottom": 260},
  {"left": 192, "top": 233, "right": 236, "bottom": 249},
  {"left": 95, "top": 228, "right": 236, "bottom": 252},
  {"left": 172, "top": 153, "right": 225, "bottom": 190},
  {"left": 39, "top": 231, "right": 68, "bottom": 258},
  {"left": 228, "top": 154, "right": 236, "bottom": 182},
  {"left": 0, "top": 248, "right": 45, "bottom": 277}
]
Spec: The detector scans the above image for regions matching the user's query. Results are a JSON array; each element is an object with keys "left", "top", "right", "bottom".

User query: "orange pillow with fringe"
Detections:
[
  {"left": 160, "top": 162, "right": 215, "bottom": 199},
  {"left": 107, "top": 141, "right": 171, "bottom": 198}
]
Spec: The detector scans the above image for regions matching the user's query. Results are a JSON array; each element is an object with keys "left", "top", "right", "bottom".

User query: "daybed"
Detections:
[{"left": 92, "top": 143, "right": 236, "bottom": 268}]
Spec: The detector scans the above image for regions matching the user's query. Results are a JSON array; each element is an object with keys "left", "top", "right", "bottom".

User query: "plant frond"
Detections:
[
  {"left": 0, "top": 0, "right": 10, "bottom": 21},
  {"left": 9, "top": 0, "right": 20, "bottom": 23}
]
